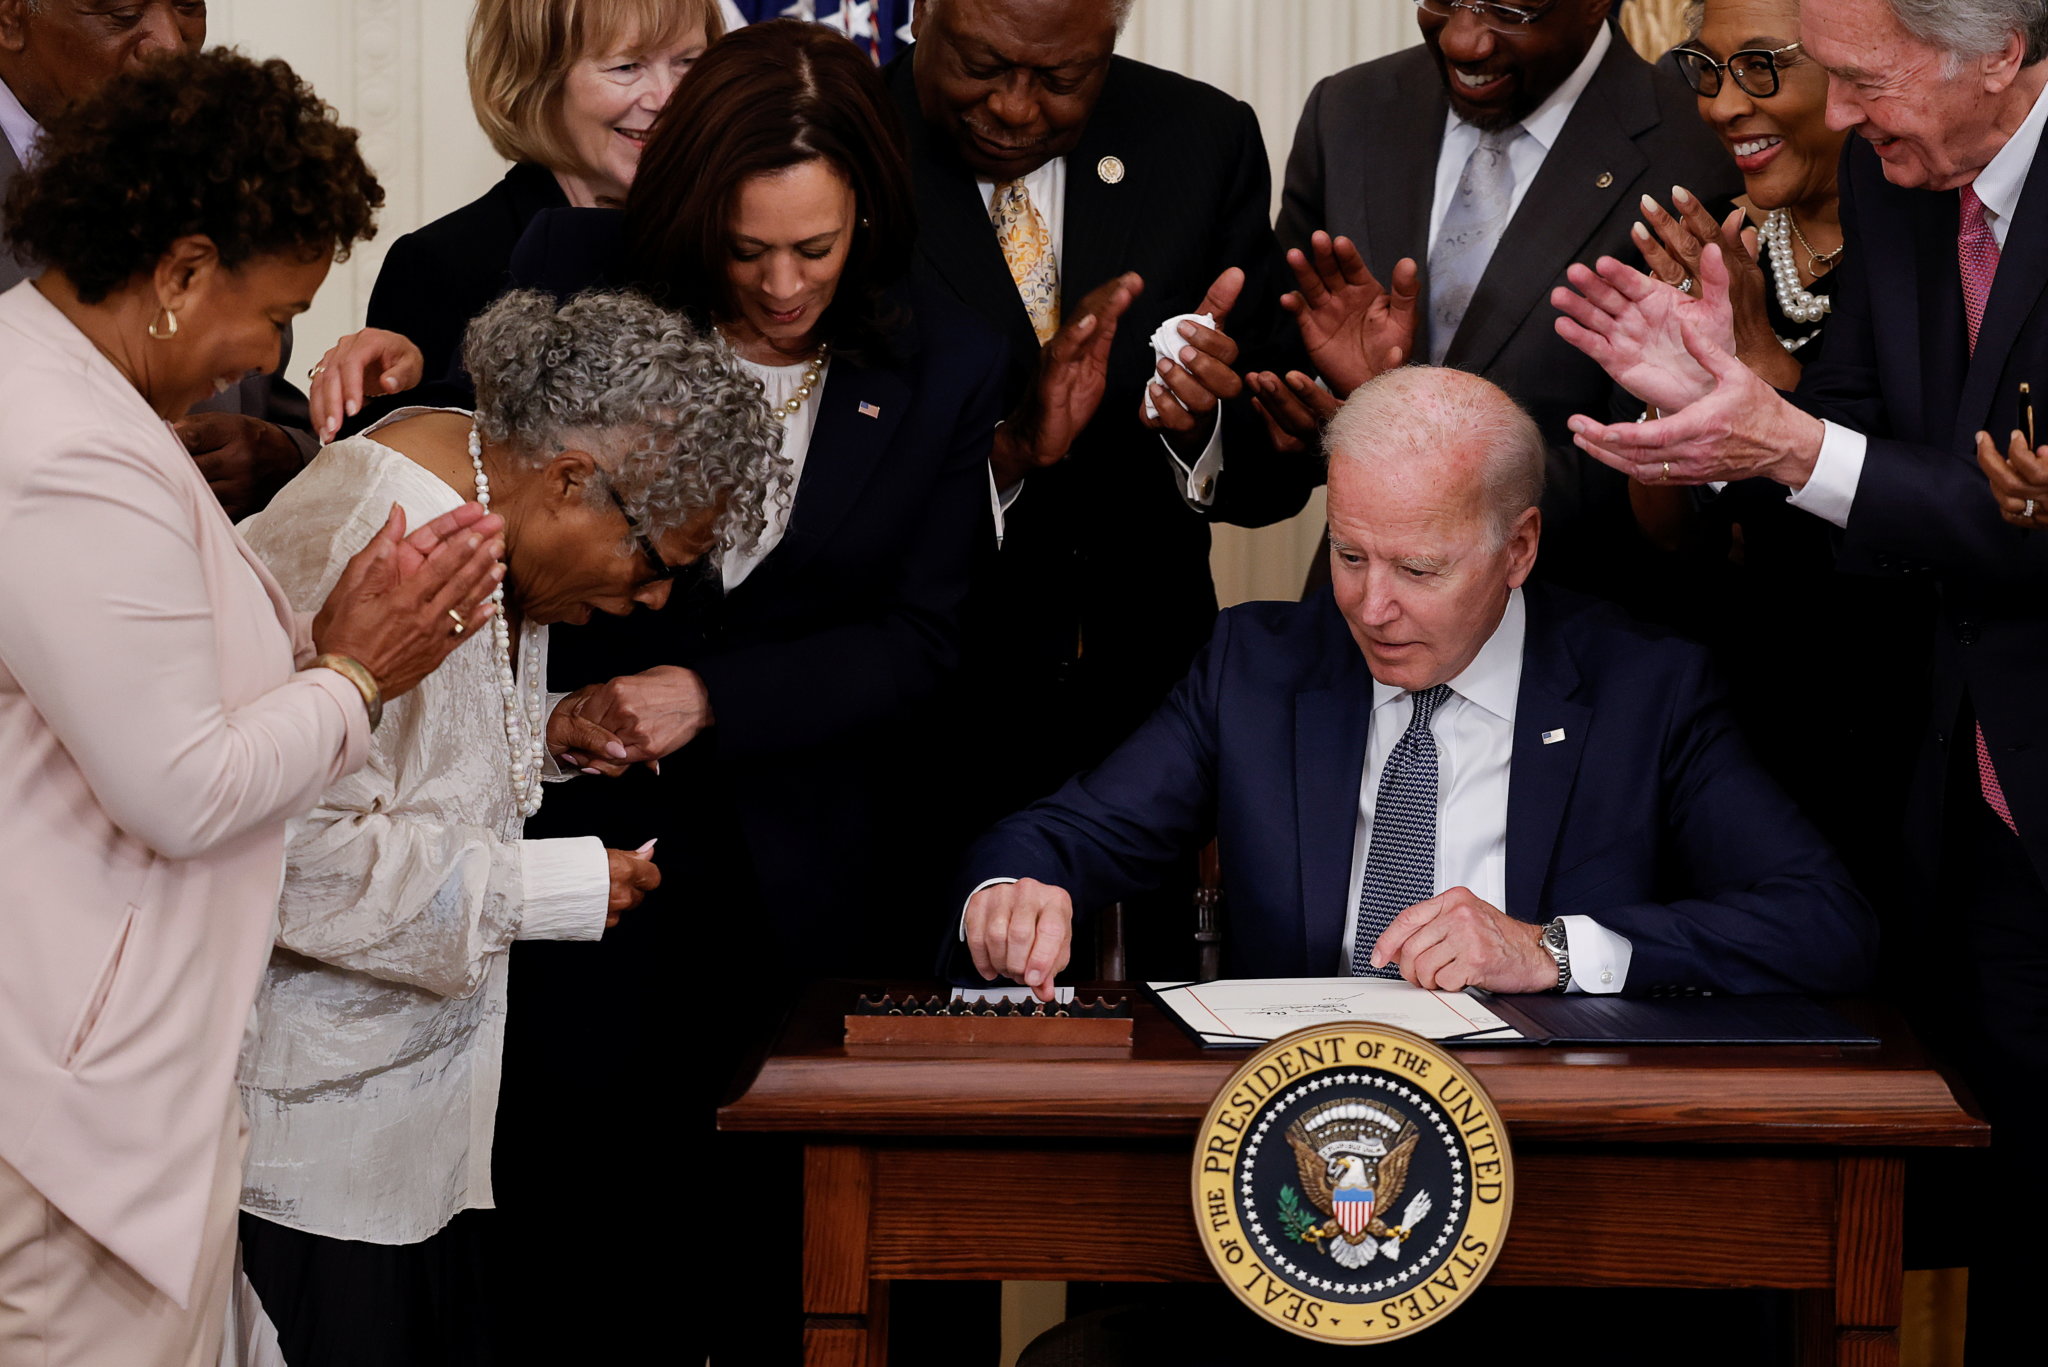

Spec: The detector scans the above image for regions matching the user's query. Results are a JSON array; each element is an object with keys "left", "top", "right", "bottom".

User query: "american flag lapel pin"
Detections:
[
  {"left": 1542, "top": 728, "right": 1567, "bottom": 745},
  {"left": 858, "top": 401, "right": 882, "bottom": 419}
]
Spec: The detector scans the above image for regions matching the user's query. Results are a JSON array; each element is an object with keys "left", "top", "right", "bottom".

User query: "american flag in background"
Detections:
[{"left": 724, "top": 0, "right": 922, "bottom": 64}]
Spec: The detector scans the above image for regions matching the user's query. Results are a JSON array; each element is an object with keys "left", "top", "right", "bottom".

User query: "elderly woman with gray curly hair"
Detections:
[{"left": 224, "top": 288, "right": 780, "bottom": 1367}]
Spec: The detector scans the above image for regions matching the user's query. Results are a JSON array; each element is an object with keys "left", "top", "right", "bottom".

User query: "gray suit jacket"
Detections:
[
  {"left": 0, "top": 128, "right": 313, "bottom": 444},
  {"left": 1279, "top": 30, "right": 1739, "bottom": 585}
]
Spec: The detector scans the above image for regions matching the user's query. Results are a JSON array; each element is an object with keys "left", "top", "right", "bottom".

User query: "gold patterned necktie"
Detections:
[{"left": 990, "top": 178, "right": 1060, "bottom": 345}]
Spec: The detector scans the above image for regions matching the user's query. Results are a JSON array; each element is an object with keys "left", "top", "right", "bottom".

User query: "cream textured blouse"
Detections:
[{"left": 235, "top": 416, "right": 608, "bottom": 1244}]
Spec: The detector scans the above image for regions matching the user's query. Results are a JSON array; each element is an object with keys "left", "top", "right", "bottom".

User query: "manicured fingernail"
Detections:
[
  {"left": 635, "top": 839, "right": 658, "bottom": 857},
  {"left": 490, "top": 565, "right": 506, "bottom": 581},
  {"left": 1632, "top": 221, "right": 1649, "bottom": 240},
  {"left": 580, "top": 766, "right": 602, "bottom": 775},
  {"left": 1640, "top": 194, "right": 1658, "bottom": 214},
  {"left": 346, "top": 400, "right": 359, "bottom": 416},
  {"left": 1673, "top": 185, "right": 1693, "bottom": 204},
  {"left": 605, "top": 742, "right": 628, "bottom": 760}
]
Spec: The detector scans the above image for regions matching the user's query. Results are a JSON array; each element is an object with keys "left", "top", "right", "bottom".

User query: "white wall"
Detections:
[{"left": 205, "top": 0, "right": 1422, "bottom": 604}]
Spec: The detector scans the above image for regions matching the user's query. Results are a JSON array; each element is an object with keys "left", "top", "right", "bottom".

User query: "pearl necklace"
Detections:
[
  {"left": 1762, "top": 209, "right": 1833, "bottom": 345},
  {"left": 469, "top": 426, "right": 548, "bottom": 818},
  {"left": 761, "top": 342, "right": 828, "bottom": 421}
]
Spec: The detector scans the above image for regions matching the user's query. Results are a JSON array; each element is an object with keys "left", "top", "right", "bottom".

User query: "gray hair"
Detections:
[
  {"left": 1885, "top": 0, "right": 2048, "bottom": 65},
  {"left": 464, "top": 290, "right": 783, "bottom": 557},
  {"left": 919, "top": 0, "right": 1137, "bottom": 32},
  {"left": 1323, "top": 367, "right": 1545, "bottom": 548}
]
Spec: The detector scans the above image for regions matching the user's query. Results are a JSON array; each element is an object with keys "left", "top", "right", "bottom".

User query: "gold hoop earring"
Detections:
[{"left": 147, "top": 307, "right": 179, "bottom": 341}]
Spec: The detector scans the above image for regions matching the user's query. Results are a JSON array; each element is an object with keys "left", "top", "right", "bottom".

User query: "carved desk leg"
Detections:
[
  {"left": 804, "top": 1144, "right": 890, "bottom": 1367},
  {"left": 1798, "top": 1155, "right": 1906, "bottom": 1367}
]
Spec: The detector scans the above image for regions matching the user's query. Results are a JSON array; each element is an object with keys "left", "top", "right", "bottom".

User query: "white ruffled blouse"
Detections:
[{"left": 234, "top": 414, "right": 608, "bottom": 1244}]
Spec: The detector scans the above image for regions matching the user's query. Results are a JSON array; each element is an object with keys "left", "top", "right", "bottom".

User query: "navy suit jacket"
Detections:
[
  {"left": 1790, "top": 135, "right": 2048, "bottom": 889},
  {"left": 505, "top": 207, "right": 1009, "bottom": 973},
  {"left": 960, "top": 584, "right": 1876, "bottom": 994}
]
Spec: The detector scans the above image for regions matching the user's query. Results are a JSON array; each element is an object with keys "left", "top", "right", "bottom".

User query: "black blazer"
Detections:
[
  {"left": 959, "top": 584, "right": 1876, "bottom": 994},
  {"left": 366, "top": 161, "right": 569, "bottom": 390},
  {"left": 1792, "top": 134, "right": 2048, "bottom": 888},
  {"left": 507, "top": 207, "right": 1008, "bottom": 972},
  {"left": 1279, "top": 30, "right": 1740, "bottom": 590},
  {"left": 887, "top": 50, "right": 1319, "bottom": 814}
]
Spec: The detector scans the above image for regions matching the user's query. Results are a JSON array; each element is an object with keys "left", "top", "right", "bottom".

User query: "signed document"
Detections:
[{"left": 1147, "top": 977, "right": 1522, "bottom": 1047}]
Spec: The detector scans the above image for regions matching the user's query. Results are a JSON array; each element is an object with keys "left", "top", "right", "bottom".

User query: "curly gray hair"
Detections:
[{"left": 463, "top": 289, "right": 783, "bottom": 556}]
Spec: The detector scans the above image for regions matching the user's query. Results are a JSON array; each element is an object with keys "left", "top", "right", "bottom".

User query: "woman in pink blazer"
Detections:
[{"left": 0, "top": 52, "right": 504, "bottom": 1367}]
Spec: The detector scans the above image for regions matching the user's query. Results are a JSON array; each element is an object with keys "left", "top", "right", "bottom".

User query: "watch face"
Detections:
[{"left": 1542, "top": 921, "right": 1567, "bottom": 952}]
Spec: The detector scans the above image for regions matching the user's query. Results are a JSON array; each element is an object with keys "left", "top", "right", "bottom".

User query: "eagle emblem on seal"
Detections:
[{"left": 1280, "top": 1099, "right": 1435, "bottom": 1270}]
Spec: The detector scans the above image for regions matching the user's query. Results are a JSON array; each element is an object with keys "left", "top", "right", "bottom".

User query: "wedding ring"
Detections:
[
  {"left": 447, "top": 608, "right": 466, "bottom": 637},
  {"left": 1674, "top": 275, "right": 1694, "bottom": 295},
  {"left": 308, "top": 363, "right": 326, "bottom": 380},
  {"left": 2026, "top": 498, "right": 2037, "bottom": 520},
  {"left": 1662, "top": 461, "right": 1672, "bottom": 483}
]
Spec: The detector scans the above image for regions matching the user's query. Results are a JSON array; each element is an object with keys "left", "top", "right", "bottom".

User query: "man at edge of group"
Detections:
[
  {"left": 894, "top": 0, "right": 1320, "bottom": 854},
  {"left": 1550, "top": 0, "right": 2048, "bottom": 1348},
  {"left": 1276, "top": 0, "right": 1739, "bottom": 601},
  {"left": 0, "top": 0, "right": 316, "bottom": 518},
  {"left": 958, "top": 366, "right": 1875, "bottom": 1005}
]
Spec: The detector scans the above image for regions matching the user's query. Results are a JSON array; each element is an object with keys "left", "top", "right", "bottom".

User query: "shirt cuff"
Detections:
[
  {"left": 988, "top": 467, "right": 1024, "bottom": 548},
  {"left": 959, "top": 876, "right": 1019, "bottom": 940},
  {"left": 1161, "top": 420, "right": 1226, "bottom": 509},
  {"left": 1559, "top": 915, "right": 1631, "bottom": 994},
  {"left": 515, "top": 836, "right": 610, "bottom": 942},
  {"left": 1783, "top": 420, "right": 1866, "bottom": 529},
  {"left": 540, "top": 691, "right": 577, "bottom": 782}
]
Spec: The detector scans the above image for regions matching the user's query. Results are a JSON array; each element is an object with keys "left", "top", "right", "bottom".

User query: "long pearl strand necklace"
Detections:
[
  {"left": 468, "top": 427, "right": 548, "bottom": 817},
  {"left": 1762, "top": 208, "right": 1834, "bottom": 332}
]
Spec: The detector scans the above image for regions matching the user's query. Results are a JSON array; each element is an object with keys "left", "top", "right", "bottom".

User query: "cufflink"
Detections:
[{"left": 1600, "top": 968, "right": 1614, "bottom": 985}]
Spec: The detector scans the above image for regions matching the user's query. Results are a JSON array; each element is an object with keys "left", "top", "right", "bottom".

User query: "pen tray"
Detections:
[{"left": 845, "top": 993, "right": 1133, "bottom": 1046}]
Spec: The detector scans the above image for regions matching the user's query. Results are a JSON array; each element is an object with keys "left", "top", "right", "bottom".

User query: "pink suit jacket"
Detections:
[{"left": 0, "top": 281, "right": 371, "bottom": 1304}]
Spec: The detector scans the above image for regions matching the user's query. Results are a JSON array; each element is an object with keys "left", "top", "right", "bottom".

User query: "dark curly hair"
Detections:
[
  {"left": 3, "top": 49, "right": 384, "bottom": 303},
  {"left": 623, "top": 19, "right": 913, "bottom": 363}
]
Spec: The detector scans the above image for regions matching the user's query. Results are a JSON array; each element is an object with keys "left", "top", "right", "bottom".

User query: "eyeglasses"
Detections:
[
  {"left": 1413, "top": 0, "right": 1558, "bottom": 33},
  {"left": 604, "top": 484, "right": 683, "bottom": 582},
  {"left": 1672, "top": 42, "right": 1805, "bottom": 99}
]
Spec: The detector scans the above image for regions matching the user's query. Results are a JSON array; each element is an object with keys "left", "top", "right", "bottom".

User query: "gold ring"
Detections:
[
  {"left": 308, "top": 363, "right": 326, "bottom": 381},
  {"left": 1662, "top": 461, "right": 1671, "bottom": 483},
  {"left": 447, "top": 608, "right": 466, "bottom": 637}
]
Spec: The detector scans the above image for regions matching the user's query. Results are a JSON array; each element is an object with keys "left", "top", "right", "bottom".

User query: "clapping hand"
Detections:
[
  {"left": 1553, "top": 241, "right": 1740, "bottom": 415},
  {"left": 1280, "top": 232, "right": 1418, "bottom": 398},
  {"left": 1246, "top": 369, "right": 1342, "bottom": 454},
  {"left": 1633, "top": 190, "right": 1793, "bottom": 387},
  {"left": 1977, "top": 428, "right": 2048, "bottom": 528},
  {"left": 1560, "top": 265, "right": 1825, "bottom": 490},
  {"left": 308, "top": 328, "right": 426, "bottom": 443},
  {"left": 1138, "top": 267, "right": 1248, "bottom": 461},
  {"left": 990, "top": 272, "right": 1143, "bottom": 490}
]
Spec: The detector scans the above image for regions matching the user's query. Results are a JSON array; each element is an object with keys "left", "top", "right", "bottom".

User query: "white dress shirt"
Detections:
[
  {"left": 724, "top": 354, "right": 825, "bottom": 590},
  {"left": 976, "top": 156, "right": 1227, "bottom": 514},
  {"left": 0, "top": 75, "right": 37, "bottom": 167},
  {"left": 1339, "top": 590, "right": 1631, "bottom": 992},
  {"left": 1427, "top": 23, "right": 1612, "bottom": 247},
  {"left": 235, "top": 419, "right": 608, "bottom": 1245},
  {"left": 1790, "top": 76, "right": 2048, "bottom": 527}
]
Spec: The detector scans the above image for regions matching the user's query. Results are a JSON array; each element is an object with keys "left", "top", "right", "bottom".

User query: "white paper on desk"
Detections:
[{"left": 1147, "top": 977, "right": 1521, "bottom": 1046}]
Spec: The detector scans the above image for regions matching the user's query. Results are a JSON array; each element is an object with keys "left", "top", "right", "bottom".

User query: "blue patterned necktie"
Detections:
[
  {"left": 1427, "top": 126, "right": 1525, "bottom": 365},
  {"left": 1351, "top": 684, "right": 1451, "bottom": 977}
]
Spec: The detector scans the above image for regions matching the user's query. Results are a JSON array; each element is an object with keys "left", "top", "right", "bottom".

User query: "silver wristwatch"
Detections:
[{"left": 1540, "top": 918, "right": 1571, "bottom": 993}]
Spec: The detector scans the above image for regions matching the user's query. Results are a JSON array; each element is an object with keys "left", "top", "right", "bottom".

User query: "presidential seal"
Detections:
[{"left": 1191, "top": 1023, "right": 1512, "bottom": 1344}]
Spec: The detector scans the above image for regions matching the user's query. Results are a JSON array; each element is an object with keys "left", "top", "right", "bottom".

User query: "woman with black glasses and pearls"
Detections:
[
  {"left": 1623, "top": 0, "right": 1934, "bottom": 947},
  {"left": 228, "top": 289, "right": 780, "bottom": 1367}
]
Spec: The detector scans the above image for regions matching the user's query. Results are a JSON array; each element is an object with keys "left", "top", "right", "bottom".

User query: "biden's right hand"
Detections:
[{"left": 963, "top": 878, "right": 1073, "bottom": 1003}]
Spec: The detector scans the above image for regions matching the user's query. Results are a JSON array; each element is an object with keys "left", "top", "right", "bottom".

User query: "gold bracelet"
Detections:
[{"left": 310, "top": 653, "right": 383, "bottom": 731}]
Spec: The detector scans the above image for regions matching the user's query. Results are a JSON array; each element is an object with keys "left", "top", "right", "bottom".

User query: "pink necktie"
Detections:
[{"left": 1959, "top": 184, "right": 2019, "bottom": 832}]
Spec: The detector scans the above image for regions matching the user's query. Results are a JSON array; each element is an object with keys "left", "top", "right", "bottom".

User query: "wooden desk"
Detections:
[{"left": 719, "top": 985, "right": 1987, "bottom": 1367}]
